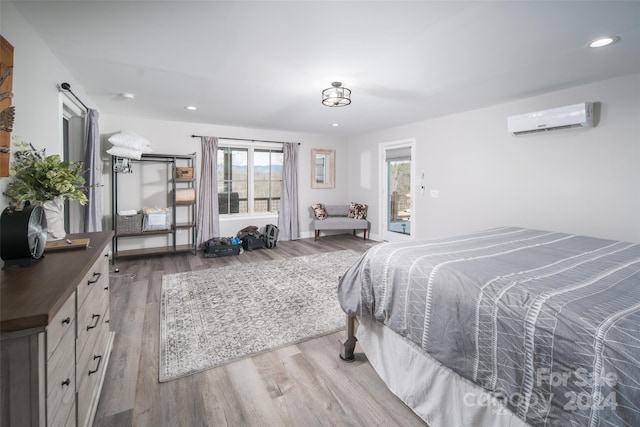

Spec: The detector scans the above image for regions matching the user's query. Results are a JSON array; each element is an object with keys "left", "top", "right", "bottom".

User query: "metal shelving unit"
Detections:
[{"left": 111, "top": 153, "right": 197, "bottom": 261}]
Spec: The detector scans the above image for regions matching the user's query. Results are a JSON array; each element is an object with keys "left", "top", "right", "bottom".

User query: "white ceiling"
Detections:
[{"left": 12, "top": 1, "right": 640, "bottom": 136}]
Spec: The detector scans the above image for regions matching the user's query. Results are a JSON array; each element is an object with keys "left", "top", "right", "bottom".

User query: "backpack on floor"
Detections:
[{"left": 264, "top": 224, "right": 279, "bottom": 249}]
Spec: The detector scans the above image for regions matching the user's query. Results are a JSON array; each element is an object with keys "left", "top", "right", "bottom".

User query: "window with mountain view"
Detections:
[{"left": 217, "top": 145, "right": 283, "bottom": 215}]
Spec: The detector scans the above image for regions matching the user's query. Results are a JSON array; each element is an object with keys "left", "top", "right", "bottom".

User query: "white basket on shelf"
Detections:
[{"left": 142, "top": 207, "right": 170, "bottom": 231}]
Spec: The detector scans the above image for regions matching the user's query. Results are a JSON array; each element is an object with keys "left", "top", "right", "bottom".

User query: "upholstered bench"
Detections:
[{"left": 311, "top": 203, "right": 369, "bottom": 241}]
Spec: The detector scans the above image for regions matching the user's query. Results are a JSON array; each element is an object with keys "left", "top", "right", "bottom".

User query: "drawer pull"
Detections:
[
  {"left": 104, "top": 286, "right": 109, "bottom": 291},
  {"left": 86, "top": 314, "right": 101, "bottom": 331},
  {"left": 88, "top": 355, "right": 103, "bottom": 376},
  {"left": 87, "top": 272, "right": 102, "bottom": 285},
  {"left": 61, "top": 378, "right": 71, "bottom": 387},
  {"left": 62, "top": 317, "right": 71, "bottom": 325}
]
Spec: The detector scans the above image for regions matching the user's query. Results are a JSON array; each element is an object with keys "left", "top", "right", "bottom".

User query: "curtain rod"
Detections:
[
  {"left": 191, "top": 134, "right": 300, "bottom": 145},
  {"left": 58, "top": 82, "right": 89, "bottom": 111}
]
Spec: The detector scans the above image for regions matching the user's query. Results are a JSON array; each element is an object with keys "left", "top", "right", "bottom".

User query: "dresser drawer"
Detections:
[
  {"left": 77, "top": 304, "right": 110, "bottom": 384},
  {"left": 77, "top": 318, "right": 101, "bottom": 383},
  {"left": 46, "top": 323, "right": 75, "bottom": 427},
  {"left": 77, "top": 361, "right": 99, "bottom": 427},
  {"left": 77, "top": 286, "right": 109, "bottom": 354},
  {"left": 48, "top": 382, "right": 76, "bottom": 427},
  {"left": 77, "top": 246, "right": 109, "bottom": 310},
  {"left": 46, "top": 291, "right": 75, "bottom": 360},
  {"left": 77, "top": 306, "right": 111, "bottom": 427}
]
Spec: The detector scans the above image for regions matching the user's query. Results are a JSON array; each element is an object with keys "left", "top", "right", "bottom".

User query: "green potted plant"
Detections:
[{"left": 3, "top": 141, "right": 89, "bottom": 240}]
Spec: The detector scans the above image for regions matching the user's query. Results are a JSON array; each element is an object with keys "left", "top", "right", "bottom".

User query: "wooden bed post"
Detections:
[{"left": 340, "top": 315, "right": 357, "bottom": 361}]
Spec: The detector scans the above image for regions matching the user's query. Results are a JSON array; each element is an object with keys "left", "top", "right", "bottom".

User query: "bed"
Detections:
[{"left": 337, "top": 227, "right": 640, "bottom": 427}]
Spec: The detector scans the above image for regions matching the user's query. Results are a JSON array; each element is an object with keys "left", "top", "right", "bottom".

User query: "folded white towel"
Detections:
[
  {"left": 107, "top": 146, "right": 142, "bottom": 160},
  {"left": 118, "top": 209, "right": 138, "bottom": 216}
]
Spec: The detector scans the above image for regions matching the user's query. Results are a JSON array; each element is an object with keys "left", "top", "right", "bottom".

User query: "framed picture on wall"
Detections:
[{"left": 0, "top": 35, "right": 14, "bottom": 177}]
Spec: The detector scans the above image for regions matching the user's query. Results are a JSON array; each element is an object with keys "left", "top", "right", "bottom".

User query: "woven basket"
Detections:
[
  {"left": 176, "top": 188, "right": 196, "bottom": 203},
  {"left": 116, "top": 213, "right": 142, "bottom": 234},
  {"left": 175, "top": 167, "right": 194, "bottom": 179}
]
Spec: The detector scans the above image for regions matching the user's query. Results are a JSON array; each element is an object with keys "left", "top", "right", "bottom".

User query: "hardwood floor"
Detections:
[{"left": 94, "top": 235, "right": 428, "bottom": 427}]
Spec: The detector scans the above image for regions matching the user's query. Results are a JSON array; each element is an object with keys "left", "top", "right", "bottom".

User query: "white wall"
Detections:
[
  {"left": 0, "top": 2, "right": 96, "bottom": 208},
  {"left": 348, "top": 73, "right": 640, "bottom": 243},
  {"left": 101, "top": 114, "right": 348, "bottom": 246}
]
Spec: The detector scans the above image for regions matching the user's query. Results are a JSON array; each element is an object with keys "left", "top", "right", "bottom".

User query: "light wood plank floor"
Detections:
[{"left": 94, "top": 235, "right": 428, "bottom": 427}]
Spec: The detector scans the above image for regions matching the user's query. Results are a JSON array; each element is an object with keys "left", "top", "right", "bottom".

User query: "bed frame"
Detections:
[
  {"left": 339, "top": 315, "right": 357, "bottom": 361},
  {"left": 336, "top": 228, "right": 640, "bottom": 426}
]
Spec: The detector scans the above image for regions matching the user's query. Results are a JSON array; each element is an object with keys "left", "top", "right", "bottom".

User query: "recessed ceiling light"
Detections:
[
  {"left": 331, "top": 123, "right": 339, "bottom": 127},
  {"left": 120, "top": 92, "right": 135, "bottom": 100},
  {"left": 589, "top": 36, "right": 620, "bottom": 48},
  {"left": 184, "top": 106, "right": 197, "bottom": 111}
]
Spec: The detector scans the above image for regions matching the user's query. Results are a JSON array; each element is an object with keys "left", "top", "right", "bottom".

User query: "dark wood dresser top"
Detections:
[{"left": 0, "top": 231, "right": 113, "bottom": 332}]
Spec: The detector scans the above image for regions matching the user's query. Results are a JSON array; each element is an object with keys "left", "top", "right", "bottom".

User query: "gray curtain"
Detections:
[
  {"left": 277, "top": 142, "right": 300, "bottom": 241},
  {"left": 196, "top": 136, "right": 220, "bottom": 247},
  {"left": 83, "top": 109, "right": 102, "bottom": 232}
]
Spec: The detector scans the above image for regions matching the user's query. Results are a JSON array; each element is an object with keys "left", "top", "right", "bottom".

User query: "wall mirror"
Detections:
[{"left": 311, "top": 149, "right": 335, "bottom": 189}]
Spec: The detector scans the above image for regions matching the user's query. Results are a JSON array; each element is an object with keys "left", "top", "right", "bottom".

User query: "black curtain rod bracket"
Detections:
[
  {"left": 59, "top": 82, "right": 89, "bottom": 111},
  {"left": 191, "top": 134, "right": 299, "bottom": 145}
]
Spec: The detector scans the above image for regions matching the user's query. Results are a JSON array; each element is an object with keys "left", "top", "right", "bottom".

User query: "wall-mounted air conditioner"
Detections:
[{"left": 507, "top": 102, "right": 594, "bottom": 135}]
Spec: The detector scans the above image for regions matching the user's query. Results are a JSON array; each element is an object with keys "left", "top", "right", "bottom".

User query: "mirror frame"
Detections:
[{"left": 311, "top": 149, "right": 335, "bottom": 189}]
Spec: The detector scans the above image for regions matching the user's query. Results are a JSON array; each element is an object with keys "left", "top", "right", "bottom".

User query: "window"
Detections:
[
  {"left": 253, "top": 149, "right": 283, "bottom": 213},
  {"left": 217, "top": 144, "right": 283, "bottom": 215}
]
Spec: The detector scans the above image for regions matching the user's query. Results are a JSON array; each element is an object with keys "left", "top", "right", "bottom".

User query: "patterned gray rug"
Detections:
[{"left": 159, "top": 250, "right": 362, "bottom": 382}]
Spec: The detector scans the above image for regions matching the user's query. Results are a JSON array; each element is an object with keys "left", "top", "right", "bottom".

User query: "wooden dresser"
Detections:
[{"left": 0, "top": 231, "right": 114, "bottom": 427}]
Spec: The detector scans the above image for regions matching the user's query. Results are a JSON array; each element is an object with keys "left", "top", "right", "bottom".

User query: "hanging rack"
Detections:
[
  {"left": 58, "top": 82, "right": 89, "bottom": 111},
  {"left": 191, "top": 135, "right": 300, "bottom": 145}
]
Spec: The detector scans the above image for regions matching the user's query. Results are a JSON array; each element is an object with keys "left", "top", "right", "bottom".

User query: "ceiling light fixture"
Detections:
[
  {"left": 589, "top": 36, "right": 620, "bottom": 48},
  {"left": 331, "top": 123, "right": 339, "bottom": 127},
  {"left": 322, "top": 81, "right": 351, "bottom": 107},
  {"left": 184, "top": 106, "right": 197, "bottom": 111},
  {"left": 120, "top": 92, "right": 135, "bottom": 100}
]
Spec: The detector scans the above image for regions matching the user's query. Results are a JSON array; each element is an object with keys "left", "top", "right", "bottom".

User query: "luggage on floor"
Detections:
[
  {"left": 203, "top": 237, "right": 241, "bottom": 258},
  {"left": 264, "top": 224, "right": 279, "bottom": 249},
  {"left": 241, "top": 234, "right": 265, "bottom": 251},
  {"left": 237, "top": 225, "right": 265, "bottom": 251},
  {"left": 237, "top": 225, "right": 260, "bottom": 240}
]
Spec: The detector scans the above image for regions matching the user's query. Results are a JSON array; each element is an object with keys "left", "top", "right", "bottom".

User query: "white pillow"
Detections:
[
  {"left": 108, "top": 131, "right": 152, "bottom": 152},
  {"left": 107, "top": 146, "right": 142, "bottom": 160}
]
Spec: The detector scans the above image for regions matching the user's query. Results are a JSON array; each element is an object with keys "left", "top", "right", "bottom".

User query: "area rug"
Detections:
[{"left": 159, "top": 250, "right": 362, "bottom": 382}]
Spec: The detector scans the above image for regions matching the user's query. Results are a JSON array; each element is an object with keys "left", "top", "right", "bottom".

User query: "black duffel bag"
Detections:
[
  {"left": 242, "top": 234, "right": 265, "bottom": 251},
  {"left": 237, "top": 225, "right": 265, "bottom": 251}
]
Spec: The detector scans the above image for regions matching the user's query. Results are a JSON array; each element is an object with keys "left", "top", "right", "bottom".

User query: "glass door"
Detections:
[{"left": 381, "top": 142, "right": 414, "bottom": 242}]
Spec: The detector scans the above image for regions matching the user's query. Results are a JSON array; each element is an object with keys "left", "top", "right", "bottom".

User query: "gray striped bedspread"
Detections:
[{"left": 338, "top": 227, "right": 640, "bottom": 426}]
